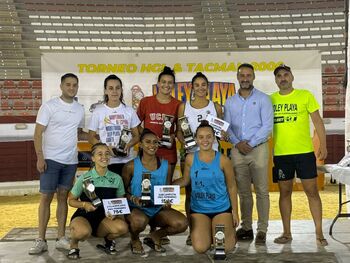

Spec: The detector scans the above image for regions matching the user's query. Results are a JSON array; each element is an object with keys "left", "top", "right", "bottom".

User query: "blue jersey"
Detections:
[
  {"left": 190, "top": 151, "right": 231, "bottom": 213},
  {"left": 129, "top": 156, "right": 168, "bottom": 217}
]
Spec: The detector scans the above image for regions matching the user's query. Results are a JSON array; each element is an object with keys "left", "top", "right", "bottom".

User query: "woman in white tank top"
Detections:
[{"left": 177, "top": 72, "right": 223, "bottom": 245}]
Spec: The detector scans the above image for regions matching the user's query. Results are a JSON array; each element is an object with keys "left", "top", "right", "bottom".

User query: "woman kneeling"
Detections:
[
  {"left": 122, "top": 129, "right": 188, "bottom": 255},
  {"left": 67, "top": 143, "right": 129, "bottom": 259},
  {"left": 173, "top": 121, "right": 239, "bottom": 254}
]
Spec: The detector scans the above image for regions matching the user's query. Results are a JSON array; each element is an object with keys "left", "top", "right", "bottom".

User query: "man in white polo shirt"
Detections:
[{"left": 29, "top": 73, "right": 86, "bottom": 255}]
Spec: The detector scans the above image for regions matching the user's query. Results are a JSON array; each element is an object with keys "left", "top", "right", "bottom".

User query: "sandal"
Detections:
[
  {"left": 186, "top": 235, "right": 192, "bottom": 246},
  {"left": 67, "top": 248, "right": 80, "bottom": 260},
  {"left": 274, "top": 235, "right": 292, "bottom": 244},
  {"left": 130, "top": 240, "right": 146, "bottom": 255},
  {"left": 316, "top": 237, "right": 328, "bottom": 246},
  {"left": 161, "top": 236, "right": 170, "bottom": 245},
  {"left": 143, "top": 237, "right": 166, "bottom": 253}
]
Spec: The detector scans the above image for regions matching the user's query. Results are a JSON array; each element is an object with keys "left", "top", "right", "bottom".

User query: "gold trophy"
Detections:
[
  {"left": 140, "top": 173, "right": 151, "bottom": 207},
  {"left": 82, "top": 176, "right": 102, "bottom": 208},
  {"left": 160, "top": 114, "right": 174, "bottom": 147},
  {"left": 179, "top": 116, "right": 196, "bottom": 150},
  {"left": 112, "top": 128, "right": 131, "bottom": 157},
  {"left": 213, "top": 224, "right": 226, "bottom": 260}
]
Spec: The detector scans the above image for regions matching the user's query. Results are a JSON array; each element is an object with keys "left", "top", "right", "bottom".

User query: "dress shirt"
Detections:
[{"left": 224, "top": 88, "right": 273, "bottom": 147}]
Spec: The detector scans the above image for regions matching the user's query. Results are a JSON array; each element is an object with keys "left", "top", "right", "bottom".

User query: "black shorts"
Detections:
[
  {"left": 273, "top": 152, "right": 317, "bottom": 182},
  {"left": 107, "top": 163, "right": 125, "bottom": 176},
  {"left": 190, "top": 207, "right": 232, "bottom": 219},
  {"left": 71, "top": 208, "right": 105, "bottom": 236}
]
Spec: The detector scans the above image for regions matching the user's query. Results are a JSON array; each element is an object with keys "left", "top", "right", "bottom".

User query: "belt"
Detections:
[{"left": 254, "top": 141, "right": 267, "bottom": 148}]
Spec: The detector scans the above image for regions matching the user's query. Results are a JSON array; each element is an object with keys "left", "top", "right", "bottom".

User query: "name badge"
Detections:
[
  {"left": 153, "top": 185, "right": 180, "bottom": 205},
  {"left": 206, "top": 114, "right": 229, "bottom": 138},
  {"left": 102, "top": 198, "right": 130, "bottom": 216}
]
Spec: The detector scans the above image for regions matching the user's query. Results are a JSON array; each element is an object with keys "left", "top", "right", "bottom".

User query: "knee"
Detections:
[
  {"left": 129, "top": 217, "right": 147, "bottom": 232},
  {"left": 174, "top": 218, "right": 188, "bottom": 233},
  {"left": 192, "top": 241, "right": 210, "bottom": 254},
  {"left": 113, "top": 221, "right": 129, "bottom": 236},
  {"left": 279, "top": 188, "right": 292, "bottom": 198},
  {"left": 70, "top": 226, "right": 91, "bottom": 241},
  {"left": 304, "top": 189, "right": 320, "bottom": 199},
  {"left": 56, "top": 189, "right": 69, "bottom": 202}
]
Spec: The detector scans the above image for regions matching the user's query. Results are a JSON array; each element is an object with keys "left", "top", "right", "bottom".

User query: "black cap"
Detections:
[{"left": 273, "top": 64, "right": 291, "bottom": 76}]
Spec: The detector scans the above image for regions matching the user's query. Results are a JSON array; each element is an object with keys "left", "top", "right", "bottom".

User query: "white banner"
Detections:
[{"left": 41, "top": 51, "right": 322, "bottom": 125}]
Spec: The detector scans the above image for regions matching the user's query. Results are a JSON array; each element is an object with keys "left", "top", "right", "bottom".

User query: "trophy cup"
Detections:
[
  {"left": 82, "top": 176, "right": 102, "bottom": 208},
  {"left": 140, "top": 173, "right": 151, "bottom": 207},
  {"left": 213, "top": 224, "right": 226, "bottom": 260},
  {"left": 160, "top": 114, "right": 174, "bottom": 147},
  {"left": 179, "top": 116, "right": 196, "bottom": 150},
  {"left": 112, "top": 128, "right": 131, "bottom": 157}
]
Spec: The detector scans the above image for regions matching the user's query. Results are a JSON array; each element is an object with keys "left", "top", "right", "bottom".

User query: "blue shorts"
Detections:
[
  {"left": 40, "top": 159, "right": 77, "bottom": 193},
  {"left": 273, "top": 152, "right": 317, "bottom": 181}
]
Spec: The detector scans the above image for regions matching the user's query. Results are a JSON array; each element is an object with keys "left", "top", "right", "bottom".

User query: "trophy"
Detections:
[
  {"left": 112, "top": 128, "right": 131, "bottom": 157},
  {"left": 82, "top": 176, "right": 102, "bottom": 208},
  {"left": 140, "top": 173, "right": 151, "bottom": 206},
  {"left": 160, "top": 114, "right": 174, "bottom": 147},
  {"left": 179, "top": 116, "right": 196, "bottom": 150},
  {"left": 213, "top": 224, "right": 226, "bottom": 260}
]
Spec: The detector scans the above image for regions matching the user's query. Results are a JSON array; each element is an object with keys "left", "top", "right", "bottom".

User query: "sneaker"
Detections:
[
  {"left": 28, "top": 238, "right": 48, "bottom": 255},
  {"left": 255, "top": 231, "right": 266, "bottom": 244},
  {"left": 55, "top": 236, "right": 70, "bottom": 250},
  {"left": 236, "top": 228, "right": 254, "bottom": 241},
  {"left": 104, "top": 239, "right": 117, "bottom": 255}
]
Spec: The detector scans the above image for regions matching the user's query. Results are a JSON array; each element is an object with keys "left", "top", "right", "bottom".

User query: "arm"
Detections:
[
  {"left": 221, "top": 155, "right": 239, "bottom": 227},
  {"left": 214, "top": 102, "right": 223, "bottom": 119},
  {"left": 176, "top": 102, "right": 186, "bottom": 145},
  {"left": 310, "top": 110, "right": 327, "bottom": 160},
  {"left": 223, "top": 102, "right": 240, "bottom": 145},
  {"left": 125, "top": 126, "right": 140, "bottom": 152},
  {"left": 78, "top": 128, "right": 88, "bottom": 141},
  {"left": 248, "top": 96, "right": 273, "bottom": 147},
  {"left": 88, "top": 130, "right": 100, "bottom": 145},
  {"left": 34, "top": 123, "right": 47, "bottom": 173},
  {"left": 172, "top": 153, "right": 193, "bottom": 187}
]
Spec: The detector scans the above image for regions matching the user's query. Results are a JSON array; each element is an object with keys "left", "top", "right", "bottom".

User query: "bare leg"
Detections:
[
  {"left": 38, "top": 192, "right": 54, "bottom": 239},
  {"left": 56, "top": 188, "right": 69, "bottom": 238},
  {"left": 69, "top": 217, "right": 92, "bottom": 249},
  {"left": 277, "top": 180, "right": 293, "bottom": 236},
  {"left": 212, "top": 213, "right": 236, "bottom": 253},
  {"left": 191, "top": 213, "right": 212, "bottom": 254},
  {"left": 301, "top": 178, "right": 326, "bottom": 242}
]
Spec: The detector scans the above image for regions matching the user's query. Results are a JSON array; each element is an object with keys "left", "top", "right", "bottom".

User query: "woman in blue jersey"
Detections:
[
  {"left": 67, "top": 143, "right": 129, "bottom": 259},
  {"left": 173, "top": 120, "right": 239, "bottom": 254},
  {"left": 122, "top": 129, "right": 188, "bottom": 255},
  {"left": 177, "top": 72, "right": 223, "bottom": 245}
]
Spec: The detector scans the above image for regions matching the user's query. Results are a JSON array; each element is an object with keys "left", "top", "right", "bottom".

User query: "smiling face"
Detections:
[
  {"left": 91, "top": 145, "right": 111, "bottom": 169},
  {"left": 192, "top": 77, "right": 209, "bottom": 98},
  {"left": 275, "top": 69, "right": 294, "bottom": 92},
  {"left": 105, "top": 79, "right": 123, "bottom": 105},
  {"left": 157, "top": 74, "right": 174, "bottom": 96},
  {"left": 140, "top": 133, "right": 159, "bottom": 156},
  {"left": 60, "top": 77, "right": 78, "bottom": 100},
  {"left": 195, "top": 126, "right": 215, "bottom": 151},
  {"left": 237, "top": 66, "right": 255, "bottom": 90}
]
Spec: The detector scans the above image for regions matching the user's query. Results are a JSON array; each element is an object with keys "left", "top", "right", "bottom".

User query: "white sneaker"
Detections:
[
  {"left": 28, "top": 238, "right": 48, "bottom": 255},
  {"left": 55, "top": 236, "right": 70, "bottom": 250}
]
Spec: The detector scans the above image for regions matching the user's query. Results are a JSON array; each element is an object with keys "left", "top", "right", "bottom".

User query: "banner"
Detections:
[{"left": 41, "top": 51, "right": 322, "bottom": 124}]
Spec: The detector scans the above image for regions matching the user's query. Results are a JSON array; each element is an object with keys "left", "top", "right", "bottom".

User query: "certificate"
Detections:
[
  {"left": 102, "top": 198, "right": 130, "bottom": 216},
  {"left": 206, "top": 114, "right": 229, "bottom": 138},
  {"left": 154, "top": 185, "right": 180, "bottom": 205}
]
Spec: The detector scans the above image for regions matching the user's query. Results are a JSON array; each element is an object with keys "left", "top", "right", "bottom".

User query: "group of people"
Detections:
[{"left": 28, "top": 63, "right": 328, "bottom": 259}]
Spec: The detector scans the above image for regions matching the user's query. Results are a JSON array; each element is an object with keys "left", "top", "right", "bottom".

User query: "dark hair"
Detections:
[
  {"left": 191, "top": 72, "right": 209, "bottom": 87},
  {"left": 61, "top": 73, "right": 78, "bottom": 84},
  {"left": 195, "top": 120, "right": 215, "bottom": 137},
  {"left": 139, "top": 128, "right": 158, "bottom": 157},
  {"left": 237, "top": 63, "right": 255, "bottom": 74},
  {"left": 103, "top": 74, "right": 125, "bottom": 105},
  {"left": 90, "top": 142, "right": 109, "bottom": 169},
  {"left": 157, "top": 66, "right": 175, "bottom": 83}
]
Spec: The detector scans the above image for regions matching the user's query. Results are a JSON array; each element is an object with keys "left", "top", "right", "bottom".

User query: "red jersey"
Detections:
[{"left": 137, "top": 95, "right": 181, "bottom": 164}]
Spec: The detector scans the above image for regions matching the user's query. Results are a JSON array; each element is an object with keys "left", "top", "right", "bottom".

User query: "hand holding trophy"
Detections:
[
  {"left": 140, "top": 173, "right": 152, "bottom": 207},
  {"left": 112, "top": 128, "right": 131, "bottom": 157},
  {"left": 160, "top": 114, "right": 174, "bottom": 148},
  {"left": 179, "top": 116, "right": 196, "bottom": 150},
  {"left": 82, "top": 176, "right": 102, "bottom": 208}
]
